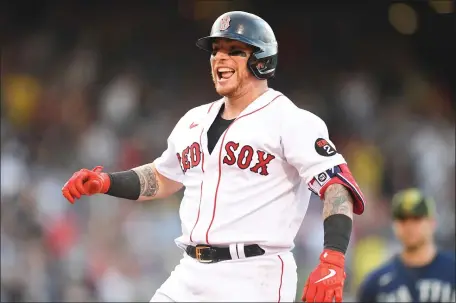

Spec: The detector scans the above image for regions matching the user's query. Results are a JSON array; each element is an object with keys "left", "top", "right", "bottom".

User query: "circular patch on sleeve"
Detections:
[{"left": 315, "top": 138, "right": 337, "bottom": 157}]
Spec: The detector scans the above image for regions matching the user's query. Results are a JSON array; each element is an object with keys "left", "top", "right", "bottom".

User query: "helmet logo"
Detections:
[
  {"left": 219, "top": 16, "right": 231, "bottom": 31},
  {"left": 256, "top": 62, "right": 266, "bottom": 70}
]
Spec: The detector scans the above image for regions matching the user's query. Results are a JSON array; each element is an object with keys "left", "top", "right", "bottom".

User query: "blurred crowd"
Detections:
[{"left": 1, "top": 1, "right": 455, "bottom": 302}]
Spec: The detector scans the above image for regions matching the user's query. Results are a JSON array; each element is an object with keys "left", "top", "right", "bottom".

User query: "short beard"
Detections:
[{"left": 403, "top": 239, "right": 427, "bottom": 253}]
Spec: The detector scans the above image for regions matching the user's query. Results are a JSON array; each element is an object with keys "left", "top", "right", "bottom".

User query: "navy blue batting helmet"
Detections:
[{"left": 196, "top": 11, "right": 278, "bottom": 80}]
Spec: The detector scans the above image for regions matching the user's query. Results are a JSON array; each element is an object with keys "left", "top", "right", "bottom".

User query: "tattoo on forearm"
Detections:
[
  {"left": 132, "top": 165, "right": 159, "bottom": 197},
  {"left": 322, "top": 184, "right": 354, "bottom": 220}
]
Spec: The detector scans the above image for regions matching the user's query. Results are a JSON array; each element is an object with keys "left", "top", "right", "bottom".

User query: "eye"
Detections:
[
  {"left": 211, "top": 45, "right": 221, "bottom": 56},
  {"left": 229, "top": 50, "right": 247, "bottom": 57}
]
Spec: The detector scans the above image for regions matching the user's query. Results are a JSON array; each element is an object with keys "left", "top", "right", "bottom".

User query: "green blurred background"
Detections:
[{"left": 1, "top": 0, "right": 454, "bottom": 301}]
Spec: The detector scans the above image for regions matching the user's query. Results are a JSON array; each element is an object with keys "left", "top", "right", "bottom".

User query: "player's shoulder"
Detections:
[
  {"left": 357, "top": 258, "right": 397, "bottom": 301},
  {"left": 184, "top": 99, "right": 222, "bottom": 118},
  {"left": 176, "top": 99, "right": 223, "bottom": 126},
  {"left": 435, "top": 250, "right": 456, "bottom": 266},
  {"left": 437, "top": 250, "right": 456, "bottom": 261},
  {"left": 273, "top": 90, "right": 327, "bottom": 128},
  {"left": 431, "top": 250, "right": 456, "bottom": 281},
  {"left": 361, "top": 256, "right": 398, "bottom": 286}
]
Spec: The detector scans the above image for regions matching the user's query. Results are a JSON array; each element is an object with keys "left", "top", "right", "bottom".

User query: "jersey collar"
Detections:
[{"left": 201, "top": 88, "right": 281, "bottom": 131}]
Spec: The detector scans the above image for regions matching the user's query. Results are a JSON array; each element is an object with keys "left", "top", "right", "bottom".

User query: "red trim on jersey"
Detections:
[
  {"left": 277, "top": 255, "right": 284, "bottom": 303},
  {"left": 189, "top": 181, "right": 203, "bottom": 242},
  {"left": 189, "top": 102, "right": 216, "bottom": 242},
  {"left": 205, "top": 94, "right": 283, "bottom": 244},
  {"left": 207, "top": 101, "right": 216, "bottom": 113}
]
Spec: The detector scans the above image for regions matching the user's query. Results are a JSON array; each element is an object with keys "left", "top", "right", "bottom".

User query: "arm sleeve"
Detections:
[
  {"left": 153, "top": 117, "right": 185, "bottom": 183},
  {"left": 281, "top": 107, "right": 346, "bottom": 184}
]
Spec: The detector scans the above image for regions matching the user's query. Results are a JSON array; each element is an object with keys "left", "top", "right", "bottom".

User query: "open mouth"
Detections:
[{"left": 216, "top": 67, "right": 235, "bottom": 82}]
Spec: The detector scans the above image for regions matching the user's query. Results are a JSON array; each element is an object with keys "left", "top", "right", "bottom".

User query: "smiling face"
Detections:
[{"left": 210, "top": 38, "right": 258, "bottom": 97}]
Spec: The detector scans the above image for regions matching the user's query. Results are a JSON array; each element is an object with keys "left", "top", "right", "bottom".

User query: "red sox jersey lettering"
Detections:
[
  {"left": 223, "top": 141, "right": 276, "bottom": 176},
  {"left": 177, "top": 142, "right": 202, "bottom": 173},
  {"left": 153, "top": 89, "right": 360, "bottom": 249}
]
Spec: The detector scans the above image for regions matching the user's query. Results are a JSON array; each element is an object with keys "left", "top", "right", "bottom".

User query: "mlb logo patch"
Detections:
[{"left": 316, "top": 172, "right": 330, "bottom": 186}]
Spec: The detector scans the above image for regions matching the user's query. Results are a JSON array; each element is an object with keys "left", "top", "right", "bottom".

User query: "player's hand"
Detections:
[
  {"left": 62, "top": 166, "right": 111, "bottom": 204},
  {"left": 302, "top": 249, "right": 346, "bottom": 302}
]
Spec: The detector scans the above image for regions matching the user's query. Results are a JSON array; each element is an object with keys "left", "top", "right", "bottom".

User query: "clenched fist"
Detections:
[
  {"left": 302, "top": 249, "right": 346, "bottom": 302},
  {"left": 62, "top": 166, "right": 111, "bottom": 204}
]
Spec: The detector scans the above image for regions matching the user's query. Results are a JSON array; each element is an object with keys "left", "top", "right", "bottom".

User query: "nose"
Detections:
[{"left": 213, "top": 49, "right": 230, "bottom": 60}]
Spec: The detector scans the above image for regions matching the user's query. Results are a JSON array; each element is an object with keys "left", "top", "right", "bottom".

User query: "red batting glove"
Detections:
[
  {"left": 302, "top": 249, "right": 346, "bottom": 302},
  {"left": 62, "top": 166, "right": 111, "bottom": 204}
]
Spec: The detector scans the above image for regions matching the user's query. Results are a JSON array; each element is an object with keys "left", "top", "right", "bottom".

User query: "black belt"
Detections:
[{"left": 186, "top": 244, "right": 265, "bottom": 263}]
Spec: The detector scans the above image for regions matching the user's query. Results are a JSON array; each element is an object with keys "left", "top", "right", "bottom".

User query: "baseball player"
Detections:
[
  {"left": 62, "top": 11, "right": 366, "bottom": 302},
  {"left": 357, "top": 188, "right": 455, "bottom": 302}
]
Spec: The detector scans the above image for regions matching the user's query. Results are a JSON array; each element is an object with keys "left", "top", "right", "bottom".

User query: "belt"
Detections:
[{"left": 186, "top": 244, "right": 265, "bottom": 263}]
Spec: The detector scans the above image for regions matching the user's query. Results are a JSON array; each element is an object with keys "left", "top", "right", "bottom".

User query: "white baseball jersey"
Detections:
[{"left": 154, "top": 88, "right": 346, "bottom": 252}]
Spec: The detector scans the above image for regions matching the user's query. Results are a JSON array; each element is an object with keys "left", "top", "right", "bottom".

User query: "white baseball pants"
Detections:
[{"left": 150, "top": 250, "right": 297, "bottom": 302}]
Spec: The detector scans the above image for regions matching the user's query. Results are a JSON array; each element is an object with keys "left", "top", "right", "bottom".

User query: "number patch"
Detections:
[{"left": 315, "top": 138, "right": 337, "bottom": 157}]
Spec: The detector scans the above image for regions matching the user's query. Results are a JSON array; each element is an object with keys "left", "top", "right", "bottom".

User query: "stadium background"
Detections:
[{"left": 1, "top": 0, "right": 455, "bottom": 301}]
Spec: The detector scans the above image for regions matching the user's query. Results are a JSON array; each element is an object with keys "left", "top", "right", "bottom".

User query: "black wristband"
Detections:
[
  {"left": 323, "top": 214, "right": 352, "bottom": 254},
  {"left": 106, "top": 170, "right": 141, "bottom": 200}
]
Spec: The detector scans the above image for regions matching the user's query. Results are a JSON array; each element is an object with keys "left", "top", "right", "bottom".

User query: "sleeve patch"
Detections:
[
  {"left": 308, "top": 166, "right": 339, "bottom": 195},
  {"left": 307, "top": 164, "right": 366, "bottom": 215},
  {"left": 315, "top": 138, "right": 337, "bottom": 157},
  {"left": 316, "top": 171, "right": 330, "bottom": 186}
]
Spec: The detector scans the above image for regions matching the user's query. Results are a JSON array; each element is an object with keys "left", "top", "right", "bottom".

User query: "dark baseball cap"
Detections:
[{"left": 392, "top": 188, "right": 436, "bottom": 220}]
